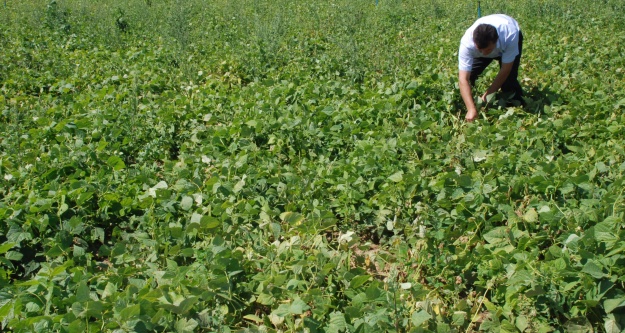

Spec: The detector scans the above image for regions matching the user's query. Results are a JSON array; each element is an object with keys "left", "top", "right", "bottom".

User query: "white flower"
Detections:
[{"left": 4, "top": 174, "right": 13, "bottom": 181}]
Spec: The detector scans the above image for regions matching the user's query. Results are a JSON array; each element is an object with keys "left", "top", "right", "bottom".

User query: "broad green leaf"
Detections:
[
  {"left": 49, "top": 261, "right": 73, "bottom": 278},
  {"left": 515, "top": 315, "right": 528, "bottom": 332},
  {"left": 582, "top": 261, "right": 605, "bottom": 279},
  {"left": 106, "top": 156, "right": 125, "bottom": 171},
  {"left": 604, "top": 314, "right": 621, "bottom": 333},
  {"left": 85, "top": 301, "right": 104, "bottom": 318},
  {"left": 280, "top": 212, "right": 304, "bottom": 225},
  {"left": 175, "top": 318, "right": 198, "bottom": 333},
  {"left": 366, "top": 285, "right": 382, "bottom": 300},
  {"left": 256, "top": 293, "right": 274, "bottom": 305},
  {"left": 388, "top": 171, "right": 403, "bottom": 182},
  {"left": 201, "top": 216, "right": 221, "bottom": 229},
  {"left": 180, "top": 196, "right": 193, "bottom": 211},
  {"left": 119, "top": 304, "right": 140, "bottom": 321},
  {"left": 604, "top": 298, "right": 625, "bottom": 313},
  {"left": 272, "top": 304, "right": 291, "bottom": 317},
  {"left": 326, "top": 311, "right": 347, "bottom": 333},
  {"left": 243, "top": 314, "right": 263, "bottom": 324},
  {"left": 411, "top": 310, "right": 431, "bottom": 326},
  {"left": 235, "top": 154, "right": 248, "bottom": 169},
  {"left": 563, "top": 317, "right": 593, "bottom": 333},
  {"left": 523, "top": 208, "right": 538, "bottom": 223},
  {"left": 289, "top": 298, "right": 310, "bottom": 315},
  {"left": 349, "top": 275, "right": 370, "bottom": 289},
  {"left": 483, "top": 227, "right": 507, "bottom": 245},
  {"left": 101, "top": 282, "right": 116, "bottom": 299},
  {"left": 473, "top": 150, "right": 489, "bottom": 162},
  {"left": 5, "top": 251, "right": 22, "bottom": 261},
  {"left": 0, "top": 243, "right": 15, "bottom": 255},
  {"left": 161, "top": 297, "right": 198, "bottom": 315},
  {"left": 76, "top": 281, "right": 90, "bottom": 302},
  {"left": 233, "top": 177, "right": 246, "bottom": 193},
  {"left": 68, "top": 319, "right": 86, "bottom": 333},
  {"left": 0, "top": 301, "right": 12, "bottom": 319}
]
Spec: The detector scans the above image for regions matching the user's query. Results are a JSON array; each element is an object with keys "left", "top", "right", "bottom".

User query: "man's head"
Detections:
[{"left": 473, "top": 24, "right": 498, "bottom": 55}]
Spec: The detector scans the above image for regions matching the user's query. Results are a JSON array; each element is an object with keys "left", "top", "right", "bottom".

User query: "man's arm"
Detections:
[
  {"left": 459, "top": 70, "right": 478, "bottom": 121},
  {"left": 482, "top": 62, "right": 513, "bottom": 100}
]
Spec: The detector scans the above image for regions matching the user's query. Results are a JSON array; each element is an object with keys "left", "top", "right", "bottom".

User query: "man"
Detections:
[{"left": 458, "top": 14, "right": 524, "bottom": 121}]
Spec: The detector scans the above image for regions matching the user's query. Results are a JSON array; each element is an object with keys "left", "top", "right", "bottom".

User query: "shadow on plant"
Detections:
[{"left": 523, "top": 85, "right": 564, "bottom": 114}]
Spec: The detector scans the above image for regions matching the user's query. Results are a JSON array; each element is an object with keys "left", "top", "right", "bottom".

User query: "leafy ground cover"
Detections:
[{"left": 1, "top": 0, "right": 625, "bottom": 331}]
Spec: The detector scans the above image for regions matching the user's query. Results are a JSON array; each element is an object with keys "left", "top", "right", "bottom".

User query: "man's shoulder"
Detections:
[{"left": 477, "top": 14, "right": 519, "bottom": 29}]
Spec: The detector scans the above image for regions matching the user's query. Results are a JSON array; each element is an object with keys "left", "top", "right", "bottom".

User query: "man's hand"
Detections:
[
  {"left": 480, "top": 93, "right": 488, "bottom": 104},
  {"left": 465, "top": 108, "right": 478, "bottom": 122}
]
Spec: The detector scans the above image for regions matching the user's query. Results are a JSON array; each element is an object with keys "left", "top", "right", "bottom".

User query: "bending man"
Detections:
[{"left": 458, "top": 14, "right": 524, "bottom": 121}]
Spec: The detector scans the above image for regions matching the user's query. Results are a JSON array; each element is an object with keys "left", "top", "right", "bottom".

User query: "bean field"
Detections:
[{"left": 1, "top": 0, "right": 625, "bottom": 332}]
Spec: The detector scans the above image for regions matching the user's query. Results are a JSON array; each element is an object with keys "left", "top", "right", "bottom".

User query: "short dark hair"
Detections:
[{"left": 473, "top": 24, "right": 498, "bottom": 49}]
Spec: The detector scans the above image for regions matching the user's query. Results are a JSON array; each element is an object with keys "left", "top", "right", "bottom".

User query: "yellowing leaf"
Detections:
[{"left": 523, "top": 208, "right": 538, "bottom": 223}]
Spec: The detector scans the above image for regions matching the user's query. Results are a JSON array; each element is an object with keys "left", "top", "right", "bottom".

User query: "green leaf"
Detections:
[
  {"left": 49, "top": 260, "right": 73, "bottom": 278},
  {"left": 5, "top": 251, "right": 22, "bottom": 261},
  {"left": 106, "top": 156, "right": 126, "bottom": 171},
  {"left": 473, "top": 150, "right": 489, "bottom": 162},
  {"left": 243, "top": 314, "right": 263, "bottom": 324},
  {"left": 289, "top": 298, "right": 310, "bottom": 315},
  {"left": 233, "top": 177, "right": 246, "bottom": 193},
  {"left": 256, "top": 293, "right": 274, "bottom": 306},
  {"left": 411, "top": 310, "right": 432, "bottom": 326},
  {"left": 604, "top": 298, "right": 625, "bottom": 313},
  {"left": 523, "top": 208, "right": 538, "bottom": 223},
  {"left": 349, "top": 275, "right": 370, "bottom": 289},
  {"left": 235, "top": 154, "right": 248, "bottom": 169},
  {"left": 175, "top": 318, "right": 198, "bottom": 333},
  {"left": 0, "top": 243, "right": 15, "bottom": 255},
  {"left": 119, "top": 304, "right": 140, "bottom": 321},
  {"left": 483, "top": 227, "right": 507, "bottom": 245},
  {"left": 515, "top": 315, "right": 528, "bottom": 332},
  {"left": 68, "top": 319, "right": 86, "bottom": 333},
  {"left": 161, "top": 297, "right": 198, "bottom": 315},
  {"left": 388, "top": 171, "right": 403, "bottom": 182},
  {"left": 76, "top": 281, "right": 90, "bottom": 302},
  {"left": 604, "top": 314, "right": 621, "bottom": 333},
  {"left": 280, "top": 212, "right": 304, "bottom": 225},
  {"left": 101, "top": 282, "right": 116, "bottom": 299},
  {"left": 582, "top": 261, "right": 605, "bottom": 279},
  {"left": 564, "top": 317, "right": 593, "bottom": 333},
  {"left": 201, "top": 216, "right": 221, "bottom": 229},
  {"left": 180, "top": 196, "right": 193, "bottom": 211},
  {"left": 366, "top": 285, "right": 382, "bottom": 300},
  {"left": 326, "top": 311, "right": 347, "bottom": 333}
]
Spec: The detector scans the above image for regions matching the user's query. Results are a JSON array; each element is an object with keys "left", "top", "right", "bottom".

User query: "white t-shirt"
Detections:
[{"left": 458, "top": 14, "right": 521, "bottom": 71}]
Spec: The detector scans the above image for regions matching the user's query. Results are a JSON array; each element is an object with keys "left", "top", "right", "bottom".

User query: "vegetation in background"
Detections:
[{"left": 1, "top": 0, "right": 625, "bottom": 331}]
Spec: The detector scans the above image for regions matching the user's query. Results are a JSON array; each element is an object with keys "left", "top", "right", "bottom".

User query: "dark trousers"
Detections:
[{"left": 470, "top": 31, "right": 524, "bottom": 101}]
